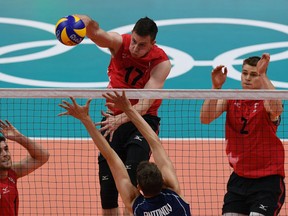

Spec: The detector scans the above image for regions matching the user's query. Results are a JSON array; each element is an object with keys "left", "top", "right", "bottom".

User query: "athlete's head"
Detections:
[
  {"left": 241, "top": 56, "right": 263, "bottom": 89},
  {"left": 129, "top": 17, "right": 158, "bottom": 58},
  {"left": 136, "top": 161, "right": 163, "bottom": 197},
  {"left": 0, "top": 136, "right": 12, "bottom": 171}
]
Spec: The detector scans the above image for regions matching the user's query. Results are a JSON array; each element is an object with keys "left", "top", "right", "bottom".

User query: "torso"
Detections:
[
  {"left": 107, "top": 34, "right": 169, "bottom": 116},
  {"left": 226, "top": 100, "right": 285, "bottom": 178},
  {"left": 0, "top": 169, "right": 19, "bottom": 216}
]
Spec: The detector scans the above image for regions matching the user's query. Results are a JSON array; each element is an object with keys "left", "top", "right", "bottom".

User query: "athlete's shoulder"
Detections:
[{"left": 121, "top": 34, "right": 131, "bottom": 44}]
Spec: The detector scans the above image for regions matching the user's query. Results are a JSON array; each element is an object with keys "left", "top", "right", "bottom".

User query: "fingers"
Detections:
[
  {"left": 4, "top": 120, "right": 12, "bottom": 127},
  {"left": 213, "top": 65, "right": 225, "bottom": 71},
  {"left": 223, "top": 67, "right": 228, "bottom": 75},
  {"left": 103, "top": 91, "right": 123, "bottom": 101},
  {"left": 102, "top": 128, "right": 115, "bottom": 141},
  {"left": 121, "top": 91, "right": 125, "bottom": 98},
  {"left": 58, "top": 100, "right": 72, "bottom": 110},
  {"left": 101, "top": 110, "right": 112, "bottom": 117},
  {"left": 94, "top": 121, "right": 102, "bottom": 127},
  {"left": 115, "top": 91, "right": 121, "bottom": 97},
  {"left": 58, "top": 102, "right": 70, "bottom": 116},
  {"left": 57, "top": 111, "right": 68, "bottom": 117},
  {"left": 102, "top": 92, "right": 114, "bottom": 100},
  {"left": 262, "top": 53, "right": 270, "bottom": 60},
  {"left": 0, "top": 120, "right": 11, "bottom": 128},
  {"left": 109, "top": 130, "right": 114, "bottom": 142},
  {"left": 0, "top": 120, "right": 5, "bottom": 127},
  {"left": 103, "top": 129, "right": 110, "bottom": 137},
  {"left": 85, "top": 98, "right": 92, "bottom": 107},
  {"left": 70, "top": 97, "right": 77, "bottom": 107}
]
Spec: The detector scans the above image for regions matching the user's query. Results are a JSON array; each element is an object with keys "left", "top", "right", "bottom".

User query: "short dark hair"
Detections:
[
  {"left": 243, "top": 56, "right": 261, "bottom": 67},
  {"left": 132, "top": 17, "right": 158, "bottom": 41},
  {"left": 136, "top": 161, "right": 163, "bottom": 197},
  {"left": 0, "top": 135, "right": 6, "bottom": 142}
]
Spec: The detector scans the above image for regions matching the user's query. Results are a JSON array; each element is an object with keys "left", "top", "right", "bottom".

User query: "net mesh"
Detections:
[{"left": 0, "top": 88, "right": 287, "bottom": 215}]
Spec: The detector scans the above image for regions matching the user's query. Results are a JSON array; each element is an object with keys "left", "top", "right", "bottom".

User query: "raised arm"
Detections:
[
  {"left": 0, "top": 120, "right": 50, "bottom": 178},
  {"left": 58, "top": 97, "right": 139, "bottom": 213},
  {"left": 200, "top": 65, "right": 228, "bottom": 124},
  {"left": 75, "top": 14, "right": 122, "bottom": 55},
  {"left": 103, "top": 91, "right": 181, "bottom": 195},
  {"left": 257, "top": 53, "right": 283, "bottom": 120}
]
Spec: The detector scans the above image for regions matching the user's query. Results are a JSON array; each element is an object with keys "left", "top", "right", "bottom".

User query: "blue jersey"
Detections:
[{"left": 132, "top": 188, "right": 191, "bottom": 216}]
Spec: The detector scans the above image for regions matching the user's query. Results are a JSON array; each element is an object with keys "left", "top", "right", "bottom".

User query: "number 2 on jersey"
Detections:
[{"left": 240, "top": 117, "right": 248, "bottom": 134}]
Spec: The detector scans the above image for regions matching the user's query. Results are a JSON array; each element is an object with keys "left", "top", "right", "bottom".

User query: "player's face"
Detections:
[
  {"left": 241, "top": 64, "right": 262, "bottom": 89},
  {"left": 0, "top": 141, "right": 12, "bottom": 171},
  {"left": 129, "top": 32, "right": 155, "bottom": 58}
]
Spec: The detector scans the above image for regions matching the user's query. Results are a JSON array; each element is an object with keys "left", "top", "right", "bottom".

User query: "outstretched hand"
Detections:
[
  {"left": 257, "top": 53, "right": 270, "bottom": 75},
  {"left": 0, "top": 120, "right": 22, "bottom": 141},
  {"left": 103, "top": 91, "right": 132, "bottom": 112},
  {"left": 58, "top": 97, "right": 92, "bottom": 121},
  {"left": 211, "top": 65, "right": 228, "bottom": 89}
]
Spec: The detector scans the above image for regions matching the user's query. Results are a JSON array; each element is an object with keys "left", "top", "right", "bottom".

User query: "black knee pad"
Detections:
[
  {"left": 125, "top": 161, "right": 142, "bottom": 186},
  {"left": 99, "top": 161, "right": 119, "bottom": 209},
  {"left": 100, "top": 180, "right": 119, "bottom": 209}
]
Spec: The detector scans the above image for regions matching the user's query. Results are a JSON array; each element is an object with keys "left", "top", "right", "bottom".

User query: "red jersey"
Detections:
[
  {"left": 225, "top": 100, "right": 285, "bottom": 178},
  {"left": 107, "top": 34, "right": 169, "bottom": 115},
  {"left": 0, "top": 170, "right": 19, "bottom": 216}
]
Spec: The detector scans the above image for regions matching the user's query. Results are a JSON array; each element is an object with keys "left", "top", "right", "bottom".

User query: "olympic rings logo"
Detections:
[{"left": 1, "top": 17, "right": 288, "bottom": 88}]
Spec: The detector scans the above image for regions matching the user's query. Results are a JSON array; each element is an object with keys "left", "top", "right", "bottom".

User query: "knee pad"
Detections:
[
  {"left": 99, "top": 161, "right": 119, "bottom": 209},
  {"left": 99, "top": 172, "right": 119, "bottom": 209},
  {"left": 125, "top": 161, "right": 141, "bottom": 186}
]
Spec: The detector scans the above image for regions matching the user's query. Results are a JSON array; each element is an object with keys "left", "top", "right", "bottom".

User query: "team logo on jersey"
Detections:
[
  {"left": 2, "top": 186, "right": 10, "bottom": 194},
  {"left": 8, "top": 176, "right": 15, "bottom": 184}
]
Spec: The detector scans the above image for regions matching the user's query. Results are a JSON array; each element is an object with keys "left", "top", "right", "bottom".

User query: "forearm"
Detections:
[
  {"left": 81, "top": 116, "right": 132, "bottom": 188},
  {"left": 14, "top": 135, "right": 49, "bottom": 163},
  {"left": 200, "top": 99, "right": 219, "bottom": 124},
  {"left": 81, "top": 116, "right": 114, "bottom": 159},
  {"left": 124, "top": 105, "right": 177, "bottom": 186},
  {"left": 115, "top": 99, "right": 153, "bottom": 126},
  {"left": 124, "top": 105, "right": 160, "bottom": 150},
  {"left": 261, "top": 75, "right": 283, "bottom": 115},
  {"left": 77, "top": 15, "right": 112, "bottom": 48}
]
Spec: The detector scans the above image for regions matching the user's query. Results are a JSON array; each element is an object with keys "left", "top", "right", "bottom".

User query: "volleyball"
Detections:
[{"left": 55, "top": 15, "right": 86, "bottom": 46}]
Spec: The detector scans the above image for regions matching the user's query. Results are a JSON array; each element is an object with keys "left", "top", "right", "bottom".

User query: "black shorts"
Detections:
[
  {"left": 222, "top": 172, "right": 286, "bottom": 216},
  {"left": 98, "top": 114, "right": 160, "bottom": 209}
]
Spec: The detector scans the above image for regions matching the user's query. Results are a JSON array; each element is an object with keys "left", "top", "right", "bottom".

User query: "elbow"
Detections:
[
  {"left": 200, "top": 119, "right": 212, "bottom": 124},
  {"left": 278, "top": 105, "right": 284, "bottom": 116},
  {"left": 200, "top": 114, "right": 212, "bottom": 124},
  {"left": 271, "top": 104, "right": 284, "bottom": 118},
  {"left": 42, "top": 151, "right": 50, "bottom": 164}
]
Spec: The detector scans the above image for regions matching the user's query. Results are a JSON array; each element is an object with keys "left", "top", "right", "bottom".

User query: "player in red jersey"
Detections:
[
  {"left": 0, "top": 120, "right": 50, "bottom": 216},
  {"left": 200, "top": 53, "right": 285, "bottom": 216},
  {"left": 75, "top": 15, "right": 171, "bottom": 215},
  {"left": 58, "top": 91, "right": 191, "bottom": 216}
]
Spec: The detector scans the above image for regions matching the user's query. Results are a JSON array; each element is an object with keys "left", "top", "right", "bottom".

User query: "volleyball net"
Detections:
[{"left": 1, "top": 88, "right": 287, "bottom": 215}]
